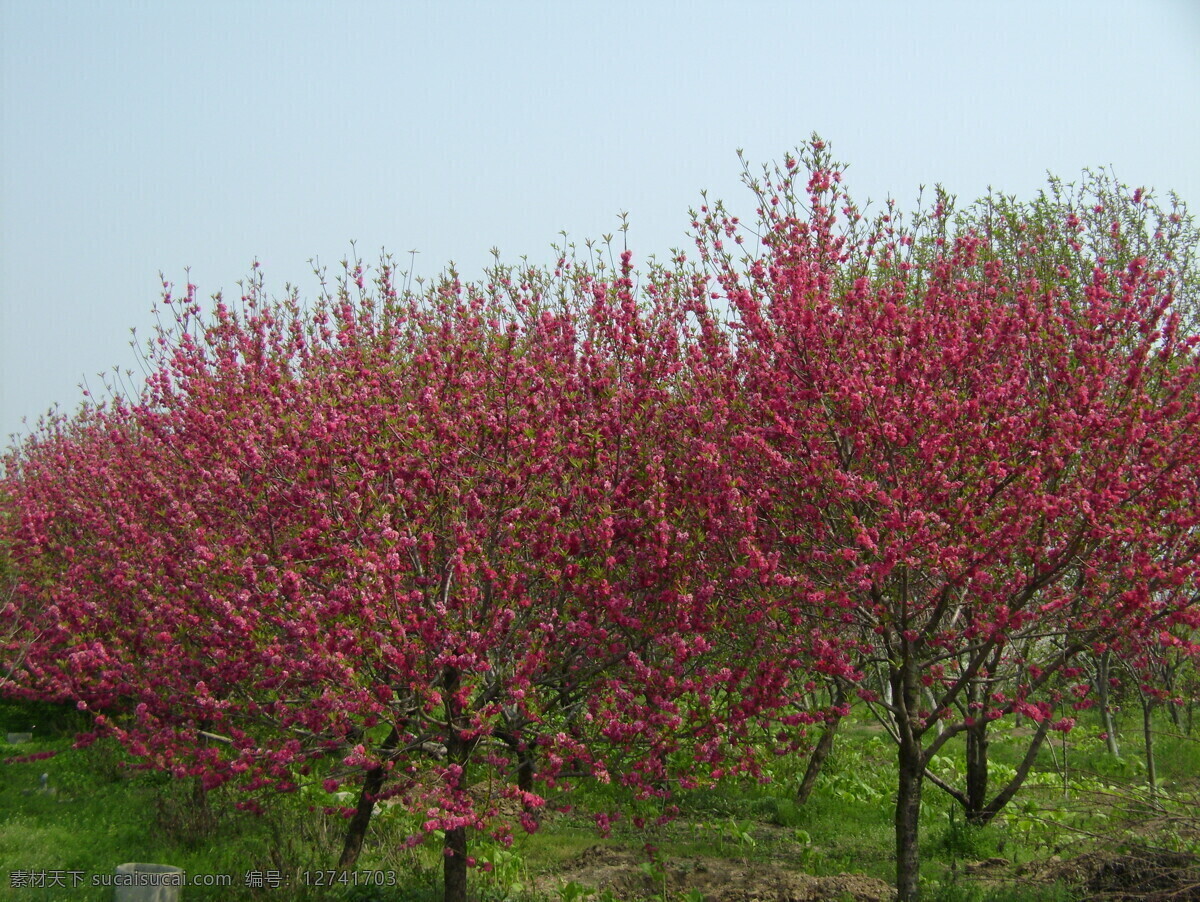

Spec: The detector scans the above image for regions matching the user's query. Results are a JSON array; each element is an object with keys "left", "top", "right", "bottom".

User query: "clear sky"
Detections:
[{"left": 2, "top": 0, "right": 1198, "bottom": 445}]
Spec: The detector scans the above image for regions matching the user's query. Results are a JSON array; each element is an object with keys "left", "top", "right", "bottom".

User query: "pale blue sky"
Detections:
[{"left": 3, "top": 0, "right": 1198, "bottom": 445}]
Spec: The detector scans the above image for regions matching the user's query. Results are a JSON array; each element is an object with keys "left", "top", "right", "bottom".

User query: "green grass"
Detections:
[{"left": 2, "top": 699, "right": 1197, "bottom": 901}]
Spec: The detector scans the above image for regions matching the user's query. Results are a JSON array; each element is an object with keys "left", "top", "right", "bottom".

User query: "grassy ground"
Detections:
[{"left": 2, "top": 699, "right": 1197, "bottom": 901}]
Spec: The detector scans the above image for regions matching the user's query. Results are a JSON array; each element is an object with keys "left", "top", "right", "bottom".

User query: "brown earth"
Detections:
[
  {"left": 1019, "top": 849, "right": 1200, "bottom": 901},
  {"left": 532, "top": 844, "right": 896, "bottom": 902}
]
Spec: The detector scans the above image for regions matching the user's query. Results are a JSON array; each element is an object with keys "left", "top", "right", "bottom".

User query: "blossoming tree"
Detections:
[
  {"left": 1, "top": 250, "right": 771, "bottom": 902},
  {"left": 688, "top": 137, "right": 1200, "bottom": 901}
]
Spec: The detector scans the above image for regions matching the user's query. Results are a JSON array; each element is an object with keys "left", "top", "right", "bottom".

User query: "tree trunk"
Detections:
[
  {"left": 339, "top": 767, "right": 386, "bottom": 871},
  {"left": 1096, "top": 651, "right": 1120, "bottom": 757},
  {"left": 924, "top": 688, "right": 945, "bottom": 737},
  {"left": 796, "top": 709, "right": 841, "bottom": 806},
  {"left": 442, "top": 666, "right": 471, "bottom": 902},
  {"left": 796, "top": 685, "right": 846, "bottom": 807},
  {"left": 962, "top": 675, "right": 988, "bottom": 823},
  {"left": 192, "top": 724, "right": 212, "bottom": 830},
  {"left": 1102, "top": 709, "right": 1120, "bottom": 757},
  {"left": 338, "top": 724, "right": 403, "bottom": 873},
  {"left": 975, "top": 715, "right": 1054, "bottom": 826},
  {"left": 444, "top": 825, "right": 468, "bottom": 902},
  {"left": 896, "top": 731, "right": 924, "bottom": 902},
  {"left": 192, "top": 775, "right": 210, "bottom": 816},
  {"left": 892, "top": 660, "right": 925, "bottom": 902},
  {"left": 498, "top": 726, "right": 540, "bottom": 826},
  {"left": 515, "top": 738, "right": 539, "bottom": 828},
  {"left": 1142, "top": 697, "right": 1158, "bottom": 805},
  {"left": 503, "top": 728, "right": 536, "bottom": 794},
  {"left": 1060, "top": 729, "right": 1069, "bottom": 798},
  {"left": 338, "top": 726, "right": 400, "bottom": 870},
  {"left": 517, "top": 748, "right": 536, "bottom": 794},
  {"left": 964, "top": 718, "right": 989, "bottom": 825}
]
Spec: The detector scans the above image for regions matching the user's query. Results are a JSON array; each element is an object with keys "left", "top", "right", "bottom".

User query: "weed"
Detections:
[{"left": 937, "top": 809, "right": 992, "bottom": 863}]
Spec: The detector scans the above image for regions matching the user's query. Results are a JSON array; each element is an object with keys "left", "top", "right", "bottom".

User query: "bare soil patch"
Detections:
[
  {"left": 1019, "top": 849, "right": 1200, "bottom": 901},
  {"left": 533, "top": 844, "right": 896, "bottom": 902}
]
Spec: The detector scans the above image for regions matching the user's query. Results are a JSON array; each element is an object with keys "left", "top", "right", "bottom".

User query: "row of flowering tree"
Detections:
[
  {"left": 1, "top": 249, "right": 802, "bottom": 901},
  {"left": 4, "top": 137, "right": 1199, "bottom": 902}
]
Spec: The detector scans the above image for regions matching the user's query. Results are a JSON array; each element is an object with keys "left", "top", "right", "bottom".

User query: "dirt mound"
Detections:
[
  {"left": 536, "top": 845, "right": 895, "bottom": 902},
  {"left": 1022, "top": 849, "right": 1200, "bottom": 901}
]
